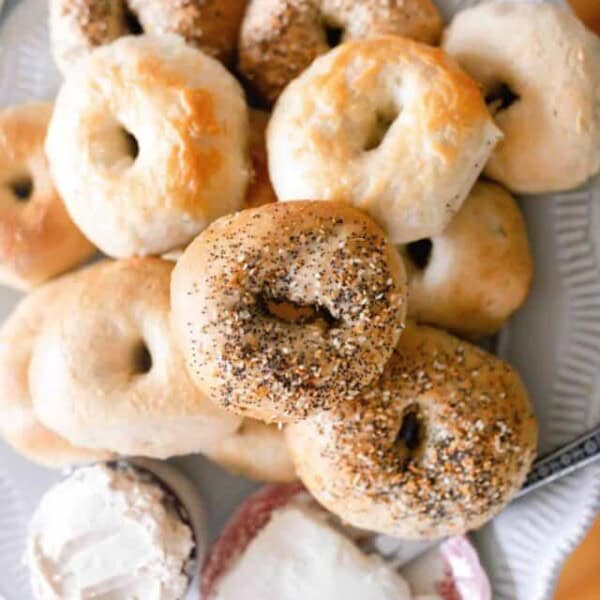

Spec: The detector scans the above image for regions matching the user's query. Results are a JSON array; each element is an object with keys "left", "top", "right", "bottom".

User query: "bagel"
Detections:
[
  {"left": 171, "top": 201, "right": 407, "bottom": 423},
  {"left": 0, "top": 278, "right": 110, "bottom": 467},
  {"left": 29, "top": 258, "right": 242, "bottom": 458},
  {"left": 287, "top": 323, "right": 538, "bottom": 539},
  {"left": 205, "top": 419, "right": 296, "bottom": 483},
  {"left": 268, "top": 37, "right": 501, "bottom": 244},
  {"left": 0, "top": 103, "right": 94, "bottom": 290},
  {"left": 443, "top": 2, "right": 600, "bottom": 193},
  {"left": 402, "top": 181, "right": 533, "bottom": 337},
  {"left": 239, "top": 0, "right": 443, "bottom": 104},
  {"left": 46, "top": 35, "right": 250, "bottom": 258},
  {"left": 50, "top": 0, "right": 247, "bottom": 73}
]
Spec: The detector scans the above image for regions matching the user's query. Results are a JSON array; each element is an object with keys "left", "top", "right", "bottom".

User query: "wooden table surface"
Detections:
[{"left": 552, "top": 7, "right": 600, "bottom": 600}]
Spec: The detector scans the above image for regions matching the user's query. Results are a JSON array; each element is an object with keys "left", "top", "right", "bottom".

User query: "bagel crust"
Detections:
[
  {"left": 443, "top": 2, "right": 600, "bottom": 193},
  {"left": 402, "top": 181, "right": 533, "bottom": 337},
  {"left": 46, "top": 35, "right": 250, "bottom": 258},
  {"left": 205, "top": 419, "right": 296, "bottom": 483},
  {"left": 50, "top": 0, "right": 247, "bottom": 73},
  {"left": 171, "top": 201, "right": 407, "bottom": 423},
  {"left": 0, "top": 278, "right": 110, "bottom": 467},
  {"left": 0, "top": 104, "right": 95, "bottom": 290},
  {"left": 239, "top": 0, "right": 443, "bottom": 104},
  {"left": 268, "top": 36, "right": 501, "bottom": 244},
  {"left": 287, "top": 324, "right": 538, "bottom": 539},
  {"left": 29, "top": 258, "right": 241, "bottom": 458}
]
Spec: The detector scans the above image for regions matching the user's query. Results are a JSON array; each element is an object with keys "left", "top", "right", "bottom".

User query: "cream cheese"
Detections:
[
  {"left": 25, "top": 464, "right": 194, "bottom": 600},
  {"left": 214, "top": 505, "right": 441, "bottom": 600}
]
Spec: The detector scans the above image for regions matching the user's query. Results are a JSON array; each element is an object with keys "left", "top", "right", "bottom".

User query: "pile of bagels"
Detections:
[{"left": 0, "top": 0, "right": 598, "bottom": 540}]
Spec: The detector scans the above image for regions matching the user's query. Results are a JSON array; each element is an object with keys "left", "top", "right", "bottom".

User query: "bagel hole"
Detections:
[
  {"left": 485, "top": 83, "right": 520, "bottom": 114},
  {"left": 261, "top": 296, "right": 338, "bottom": 328},
  {"left": 121, "top": 128, "right": 139, "bottom": 161},
  {"left": 124, "top": 7, "right": 143, "bottom": 35},
  {"left": 364, "top": 111, "right": 396, "bottom": 151},
  {"left": 395, "top": 407, "right": 423, "bottom": 465},
  {"left": 131, "top": 341, "right": 152, "bottom": 375},
  {"left": 7, "top": 176, "right": 33, "bottom": 202},
  {"left": 405, "top": 238, "right": 432, "bottom": 270},
  {"left": 324, "top": 23, "right": 344, "bottom": 47}
]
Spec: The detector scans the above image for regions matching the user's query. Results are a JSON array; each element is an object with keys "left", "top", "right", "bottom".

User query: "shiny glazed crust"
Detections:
[
  {"left": 287, "top": 323, "right": 538, "bottom": 539},
  {"left": 46, "top": 35, "right": 250, "bottom": 258},
  {"left": 268, "top": 36, "right": 501, "bottom": 244},
  {"left": 403, "top": 181, "right": 533, "bottom": 337},
  {"left": 171, "top": 201, "right": 407, "bottom": 422},
  {"left": 0, "top": 103, "right": 95, "bottom": 290},
  {"left": 239, "top": 0, "right": 443, "bottom": 104}
]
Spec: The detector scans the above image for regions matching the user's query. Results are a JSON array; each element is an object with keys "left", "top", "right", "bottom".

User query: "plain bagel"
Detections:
[
  {"left": 402, "top": 181, "right": 533, "bottom": 337},
  {"left": 287, "top": 323, "right": 538, "bottom": 539},
  {"left": 0, "top": 278, "right": 110, "bottom": 467},
  {"left": 0, "top": 103, "right": 95, "bottom": 290},
  {"left": 171, "top": 201, "right": 407, "bottom": 423},
  {"left": 46, "top": 35, "right": 250, "bottom": 258},
  {"left": 443, "top": 2, "right": 600, "bottom": 193},
  {"left": 239, "top": 0, "right": 443, "bottom": 104},
  {"left": 268, "top": 36, "right": 502, "bottom": 243},
  {"left": 29, "top": 258, "right": 242, "bottom": 458}
]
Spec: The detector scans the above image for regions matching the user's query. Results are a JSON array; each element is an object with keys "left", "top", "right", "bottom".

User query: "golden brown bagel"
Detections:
[
  {"left": 171, "top": 201, "right": 407, "bottom": 423},
  {"left": 268, "top": 37, "right": 501, "bottom": 243},
  {"left": 0, "top": 103, "right": 95, "bottom": 290},
  {"left": 402, "top": 181, "right": 533, "bottom": 337},
  {"left": 46, "top": 35, "right": 250, "bottom": 258},
  {"left": 287, "top": 324, "right": 538, "bottom": 539}
]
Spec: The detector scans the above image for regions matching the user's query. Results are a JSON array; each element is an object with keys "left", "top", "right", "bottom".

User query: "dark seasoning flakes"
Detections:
[
  {"left": 320, "top": 337, "right": 534, "bottom": 531},
  {"left": 62, "top": 0, "right": 115, "bottom": 45},
  {"left": 185, "top": 205, "right": 405, "bottom": 419}
]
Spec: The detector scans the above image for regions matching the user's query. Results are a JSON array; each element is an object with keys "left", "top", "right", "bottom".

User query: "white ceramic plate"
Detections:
[{"left": 0, "top": 1, "right": 598, "bottom": 599}]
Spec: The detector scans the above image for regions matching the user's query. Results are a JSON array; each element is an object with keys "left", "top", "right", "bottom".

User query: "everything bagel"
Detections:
[
  {"left": 50, "top": 0, "right": 247, "bottom": 72},
  {"left": 287, "top": 324, "right": 538, "bottom": 539},
  {"left": 171, "top": 201, "right": 407, "bottom": 423}
]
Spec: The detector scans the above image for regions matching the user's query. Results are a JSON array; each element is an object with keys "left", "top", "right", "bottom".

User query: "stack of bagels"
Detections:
[{"left": 1, "top": 0, "right": 599, "bottom": 540}]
